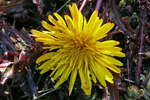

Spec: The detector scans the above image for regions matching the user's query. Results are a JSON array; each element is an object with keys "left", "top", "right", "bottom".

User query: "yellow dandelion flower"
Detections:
[{"left": 31, "top": 3, "right": 125, "bottom": 95}]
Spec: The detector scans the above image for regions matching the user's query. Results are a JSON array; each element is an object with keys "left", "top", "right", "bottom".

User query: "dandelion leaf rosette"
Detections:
[{"left": 31, "top": 3, "right": 125, "bottom": 95}]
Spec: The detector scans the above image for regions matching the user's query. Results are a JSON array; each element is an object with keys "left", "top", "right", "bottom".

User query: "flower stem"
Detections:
[
  {"left": 136, "top": 2, "right": 147, "bottom": 86},
  {"left": 79, "top": 0, "right": 88, "bottom": 12},
  {"left": 94, "top": 0, "right": 103, "bottom": 13}
]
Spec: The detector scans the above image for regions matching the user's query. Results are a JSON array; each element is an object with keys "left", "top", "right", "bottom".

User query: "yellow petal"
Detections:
[
  {"left": 49, "top": 46, "right": 62, "bottom": 51},
  {"left": 103, "top": 55, "right": 123, "bottom": 66},
  {"left": 112, "top": 52, "right": 125, "bottom": 57},
  {"left": 54, "top": 26, "right": 73, "bottom": 37},
  {"left": 69, "top": 68, "right": 77, "bottom": 95},
  {"left": 41, "top": 21, "right": 58, "bottom": 32},
  {"left": 99, "top": 47, "right": 123, "bottom": 56},
  {"left": 36, "top": 52, "right": 56, "bottom": 63},
  {"left": 39, "top": 52, "right": 64, "bottom": 70},
  {"left": 87, "top": 10, "right": 98, "bottom": 26},
  {"left": 65, "top": 68, "right": 72, "bottom": 80},
  {"left": 68, "top": 4, "right": 74, "bottom": 20},
  {"left": 93, "top": 23, "right": 114, "bottom": 40},
  {"left": 83, "top": 17, "right": 88, "bottom": 32},
  {"left": 42, "top": 47, "right": 51, "bottom": 49},
  {"left": 92, "top": 18, "right": 103, "bottom": 32},
  {"left": 49, "top": 31, "right": 63, "bottom": 39},
  {"left": 31, "top": 29, "right": 52, "bottom": 38},
  {"left": 77, "top": 11, "right": 83, "bottom": 33},
  {"left": 79, "top": 68, "right": 87, "bottom": 88},
  {"left": 86, "top": 10, "right": 98, "bottom": 33},
  {"left": 94, "top": 59, "right": 114, "bottom": 80},
  {"left": 48, "top": 15, "right": 61, "bottom": 27},
  {"left": 40, "top": 68, "right": 51, "bottom": 74},
  {"left": 35, "top": 38, "right": 55, "bottom": 43},
  {"left": 79, "top": 68, "right": 92, "bottom": 95},
  {"left": 54, "top": 76, "right": 65, "bottom": 88},
  {"left": 70, "top": 54, "right": 79, "bottom": 70},
  {"left": 50, "top": 52, "right": 62, "bottom": 60},
  {"left": 72, "top": 3, "right": 79, "bottom": 24},
  {"left": 100, "top": 47, "right": 122, "bottom": 52},
  {"left": 83, "top": 54, "right": 88, "bottom": 74},
  {"left": 64, "top": 15, "right": 75, "bottom": 33},
  {"left": 40, "top": 58, "right": 61, "bottom": 74},
  {"left": 50, "top": 64, "right": 60, "bottom": 77},
  {"left": 54, "top": 13, "right": 66, "bottom": 27},
  {"left": 102, "top": 62, "right": 121, "bottom": 73},
  {"left": 40, "top": 65, "right": 52, "bottom": 74},
  {"left": 50, "top": 62, "right": 68, "bottom": 77},
  {"left": 77, "top": 55, "right": 83, "bottom": 69},
  {"left": 89, "top": 60, "right": 106, "bottom": 87},
  {"left": 53, "top": 64, "right": 67, "bottom": 80},
  {"left": 38, "top": 59, "right": 52, "bottom": 70},
  {"left": 54, "top": 65, "right": 71, "bottom": 88},
  {"left": 99, "top": 40, "right": 120, "bottom": 47},
  {"left": 82, "top": 76, "right": 92, "bottom": 95},
  {"left": 90, "top": 70, "right": 97, "bottom": 83},
  {"left": 93, "top": 55, "right": 121, "bottom": 73},
  {"left": 105, "top": 76, "right": 114, "bottom": 83}
]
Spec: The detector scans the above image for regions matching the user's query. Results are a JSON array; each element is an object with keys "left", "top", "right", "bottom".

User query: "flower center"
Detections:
[{"left": 72, "top": 37, "right": 87, "bottom": 51}]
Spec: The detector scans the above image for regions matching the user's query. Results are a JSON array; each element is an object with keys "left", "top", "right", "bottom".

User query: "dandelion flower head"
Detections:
[{"left": 31, "top": 3, "right": 125, "bottom": 95}]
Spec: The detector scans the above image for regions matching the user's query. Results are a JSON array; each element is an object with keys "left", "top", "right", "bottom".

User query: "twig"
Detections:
[
  {"left": 36, "top": 74, "right": 42, "bottom": 86},
  {"left": 126, "top": 44, "right": 131, "bottom": 86},
  {"left": 27, "top": 74, "right": 42, "bottom": 100},
  {"left": 141, "top": 72, "right": 150, "bottom": 88},
  {"left": 136, "top": 2, "right": 147, "bottom": 86},
  {"left": 35, "top": 87, "right": 61, "bottom": 99},
  {"left": 109, "top": 0, "right": 135, "bottom": 39},
  {"left": 6, "top": 83, "right": 13, "bottom": 100},
  {"left": 109, "top": 0, "right": 126, "bottom": 32},
  {"left": 56, "top": 0, "right": 70, "bottom": 13},
  {"left": 103, "top": 1, "right": 109, "bottom": 23}
]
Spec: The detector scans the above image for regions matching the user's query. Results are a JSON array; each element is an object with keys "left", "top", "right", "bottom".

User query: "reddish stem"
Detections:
[
  {"left": 136, "top": 2, "right": 147, "bottom": 86},
  {"left": 109, "top": 0, "right": 136, "bottom": 39},
  {"left": 94, "top": 0, "right": 103, "bottom": 13},
  {"left": 125, "top": 44, "right": 131, "bottom": 86},
  {"left": 79, "top": 0, "right": 88, "bottom": 12},
  {"left": 109, "top": 0, "right": 126, "bottom": 32},
  {"left": 107, "top": 73, "right": 120, "bottom": 100}
]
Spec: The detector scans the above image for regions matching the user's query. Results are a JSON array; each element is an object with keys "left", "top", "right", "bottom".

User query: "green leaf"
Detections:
[{"left": 147, "top": 79, "right": 150, "bottom": 90}]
